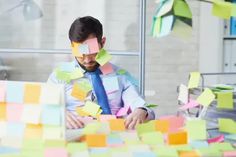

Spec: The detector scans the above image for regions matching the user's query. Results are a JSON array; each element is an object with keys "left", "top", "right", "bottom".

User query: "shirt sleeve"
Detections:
[{"left": 121, "top": 73, "right": 155, "bottom": 120}]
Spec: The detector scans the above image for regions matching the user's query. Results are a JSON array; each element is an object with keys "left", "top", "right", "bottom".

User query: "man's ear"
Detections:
[{"left": 101, "top": 37, "right": 106, "bottom": 48}]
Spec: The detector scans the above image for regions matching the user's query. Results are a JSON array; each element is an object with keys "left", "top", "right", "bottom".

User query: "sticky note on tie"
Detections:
[
  {"left": 0, "top": 81, "right": 6, "bottom": 102},
  {"left": 141, "top": 132, "right": 164, "bottom": 145},
  {"left": 6, "top": 81, "right": 24, "bottom": 103},
  {"left": 40, "top": 84, "right": 62, "bottom": 105},
  {"left": 136, "top": 121, "right": 156, "bottom": 135},
  {"left": 173, "top": 0, "right": 192, "bottom": 18},
  {"left": 196, "top": 88, "right": 215, "bottom": 107},
  {"left": 81, "top": 134, "right": 107, "bottom": 147},
  {"left": 217, "top": 92, "right": 233, "bottom": 109},
  {"left": 24, "top": 83, "right": 41, "bottom": 104},
  {"left": 212, "top": 0, "right": 232, "bottom": 19},
  {"left": 82, "top": 101, "right": 101, "bottom": 117},
  {"left": 155, "top": 119, "right": 170, "bottom": 133},
  {"left": 100, "top": 62, "right": 114, "bottom": 75},
  {"left": 186, "top": 119, "right": 206, "bottom": 140},
  {"left": 84, "top": 38, "right": 100, "bottom": 54},
  {"left": 219, "top": 118, "right": 236, "bottom": 134},
  {"left": 103, "top": 76, "right": 119, "bottom": 93},
  {"left": 44, "top": 148, "right": 68, "bottom": 157},
  {"left": 24, "top": 124, "right": 42, "bottom": 139},
  {"left": 7, "top": 104, "right": 23, "bottom": 122},
  {"left": 167, "top": 131, "right": 188, "bottom": 145},
  {"left": 188, "top": 72, "right": 200, "bottom": 89},
  {"left": 95, "top": 49, "right": 112, "bottom": 66},
  {"left": 21, "top": 105, "right": 41, "bottom": 124},
  {"left": 109, "top": 119, "right": 125, "bottom": 131},
  {"left": 42, "top": 105, "right": 61, "bottom": 125},
  {"left": 0, "top": 103, "right": 6, "bottom": 120},
  {"left": 71, "top": 42, "right": 83, "bottom": 57}
]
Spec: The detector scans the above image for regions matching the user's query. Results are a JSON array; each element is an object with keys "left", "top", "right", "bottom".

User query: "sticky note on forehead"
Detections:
[
  {"left": 71, "top": 42, "right": 82, "bottom": 57},
  {"left": 84, "top": 38, "right": 100, "bottom": 54}
]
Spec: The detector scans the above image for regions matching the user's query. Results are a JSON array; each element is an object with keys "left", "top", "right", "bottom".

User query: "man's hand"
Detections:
[
  {"left": 125, "top": 108, "right": 148, "bottom": 130},
  {"left": 66, "top": 111, "right": 84, "bottom": 129}
]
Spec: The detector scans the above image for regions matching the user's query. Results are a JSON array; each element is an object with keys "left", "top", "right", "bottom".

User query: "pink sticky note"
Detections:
[
  {"left": 223, "top": 151, "right": 236, "bottom": 157},
  {"left": 100, "top": 62, "right": 114, "bottom": 75},
  {"left": 207, "top": 135, "right": 224, "bottom": 144},
  {"left": 0, "top": 81, "right": 6, "bottom": 102},
  {"left": 85, "top": 38, "right": 99, "bottom": 54},
  {"left": 7, "top": 104, "right": 23, "bottom": 122},
  {"left": 80, "top": 116, "right": 95, "bottom": 124},
  {"left": 99, "top": 115, "right": 116, "bottom": 122},
  {"left": 159, "top": 115, "right": 185, "bottom": 132},
  {"left": 45, "top": 148, "right": 68, "bottom": 157},
  {"left": 179, "top": 99, "right": 199, "bottom": 110},
  {"left": 116, "top": 106, "right": 131, "bottom": 117}
]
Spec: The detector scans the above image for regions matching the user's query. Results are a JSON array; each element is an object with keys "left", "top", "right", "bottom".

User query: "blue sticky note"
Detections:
[
  {"left": 42, "top": 105, "right": 61, "bottom": 125},
  {"left": 79, "top": 44, "right": 89, "bottom": 54},
  {"left": 7, "top": 122, "right": 25, "bottom": 138},
  {"left": 133, "top": 152, "right": 156, "bottom": 157},
  {"left": 6, "top": 82, "right": 24, "bottom": 103},
  {"left": 159, "top": 15, "right": 174, "bottom": 37},
  {"left": 90, "top": 148, "right": 109, "bottom": 154},
  {"left": 190, "top": 141, "right": 209, "bottom": 149},
  {"left": 59, "top": 62, "right": 75, "bottom": 72},
  {"left": 0, "top": 146, "right": 20, "bottom": 154},
  {"left": 107, "top": 134, "right": 123, "bottom": 145},
  {"left": 102, "top": 76, "right": 119, "bottom": 92}
]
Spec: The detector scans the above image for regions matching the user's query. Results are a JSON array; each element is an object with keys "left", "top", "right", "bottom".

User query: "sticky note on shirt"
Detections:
[
  {"left": 109, "top": 119, "right": 125, "bottom": 131},
  {"left": 141, "top": 132, "right": 164, "bottom": 145},
  {"left": 219, "top": 118, "right": 236, "bottom": 134},
  {"left": 188, "top": 72, "right": 200, "bottom": 89},
  {"left": 100, "top": 62, "right": 114, "bottom": 75},
  {"left": 186, "top": 119, "right": 206, "bottom": 140},
  {"left": 6, "top": 81, "right": 24, "bottom": 103},
  {"left": 173, "top": 0, "right": 192, "bottom": 18},
  {"left": 196, "top": 88, "right": 215, "bottom": 107},
  {"left": 55, "top": 69, "right": 71, "bottom": 83},
  {"left": 42, "top": 105, "right": 61, "bottom": 125},
  {"left": 167, "top": 131, "right": 188, "bottom": 145},
  {"left": 70, "top": 68, "right": 84, "bottom": 80},
  {"left": 82, "top": 101, "right": 101, "bottom": 117},
  {"left": 7, "top": 104, "right": 23, "bottom": 122},
  {"left": 84, "top": 38, "right": 100, "bottom": 54},
  {"left": 71, "top": 81, "right": 92, "bottom": 101},
  {"left": 21, "top": 105, "right": 41, "bottom": 124},
  {"left": 40, "top": 84, "right": 62, "bottom": 105},
  {"left": 24, "top": 83, "right": 41, "bottom": 104},
  {"left": 212, "top": 0, "right": 232, "bottom": 19},
  {"left": 24, "top": 124, "right": 42, "bottom": 139},
  {"left": 217, "top": 92, "right": 233, "bottom": 109},
  {"left": 95, "top": 49, "right": 112, "bottom": 66},
  {"left": 103, "top": 76, "right": 119, "bottom": 93}
]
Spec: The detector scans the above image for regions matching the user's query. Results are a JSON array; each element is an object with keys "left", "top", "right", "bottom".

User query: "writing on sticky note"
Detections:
[
  {"left": 219, "top": 118, "right": 236, "bottom": 134},
  {"left": 188, "top": 72, "right": 200, "bottom": 89},
  {"left": 186, "top": 119, "right": 206, "bottom": 140},
  {"left": 7, "top": 104, "right": 23, "bottom": 122},
  {"left": 109, "top": 119, "right": 125, "bottom": 131},
  {"left": 167, "top": 131, "right": 188, "bottom": 145},
  {"left": 196, "top": 88, "right": 215, "bottom": 107},
  {"left": 100, "top": 62, "right": 114, "bottom": 75},
  {"left": 24, "top": 83, "right": 41, "bottom": 104},
  {"left": 155, "top": 119, "right": 170, "bottom": 133},
  {"left": 42, "top": 105, "right": 61, "bottom": 125},
  {"left": 173, "top": 0, "right": 192, "bottom": 18},
  {"left": 179, "top": 99, "right": 199, "bottom": 110},
  {"left": 44, "top": 148, "right": 68, "bottom": 157},
  {"left": 40, "top": 84, "right": 62, "bottom": 105},
  {"left": 0, "top": 81, "right": 6, "bottom": 102},
  {"left": 84, "top": 38, "right": 99, "bottom": 54},
  {"left": 71, "top": 42, "right": 82, "bottom": 57},
  {"left": 212, "top": 0, "right": 232, "bottom": 19},
  {"left": 82, "top": 101, "right": 101, "bottom": 117},
  {"left": 95, "top": 49, "right": 112, "bottom": 66},
  {"left": 0, "top": 103, "right": 6, "bottom": 120},
  {"left": 141, "top": 132, "right": 164, "bottom": 145},
  {"left": 21, "top": 105, "right": 41, "bottom": 124},
  {"left": 79, "top": 44, "right": 89, "bottom": 54},
  {"left": 136, "top": 121, "right": 156, "bottom": 135},
  {"left": 24, "top": 124, "right": 42, "bottom": 139},
  {"left": 6, "top": 81, "right": 24, "bottom": 103},
  {"left": 217, "top": 92, "right": 233, "bottom": 109}
]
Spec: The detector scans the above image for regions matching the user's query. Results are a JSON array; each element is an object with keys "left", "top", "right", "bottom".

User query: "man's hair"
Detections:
[{"left": 69, "top": 16, "right": 103, "bottom": 43}]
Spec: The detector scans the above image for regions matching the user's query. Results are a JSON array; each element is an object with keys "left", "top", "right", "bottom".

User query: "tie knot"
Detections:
[{"left": 88, "top": 68, "right": 101, "bottom": 75}]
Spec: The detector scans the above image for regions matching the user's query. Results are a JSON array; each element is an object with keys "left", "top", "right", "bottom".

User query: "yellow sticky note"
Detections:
[
  {"left": 141, "top": 132, "right": 164, "bottom": 145},
  {"left": 24, "top": 83, "right": 41, "bottom": 104},
  {"left": 70, "top": 68, "right": 84, "bottom": 80},
  {"left": 95, "top": 49, "right": 112, "bottom": 66},
  {"left": 186, "top": 119, "right": 206, "bottom": 140},
  {"left": 81, "top": 134, "right": 107, "bottom": 147},
  {"left": 24, "top": 124, "right": 43, "bottom": 139},
  {"left": 71, "top": 42, "right": 83, "bottom": 57},
  {"left": 136, "top": 121, "right": 156, "bottom": 135},
  {"left": 71, "top": 83, "right": 87, "bottom": 101},
  {"left": 217, "top": 92, "right": 233, "bottom": 109},
  {"left": 219, "top": 118, "right": 236, "bottom": 134},
  {"left": 83, "top": 122, "right": 101, "bottom": 134},
  {"left": 109, "top": 119, "right": 125, "bottom": 131},
  {"left": 212, "top": 0, "right": 232, "bottom": 19},
  {"left": 173, "top": 0, "right": 192, "bottom": 18},
  {"left": 155, "top": 119, "right": 170, "bottom": 133},
  {"left": 232, "top": 4, "right": 236, "bottom": 17},
  {"left": 76, "top": 107, "right": 90, "bottom": 116},
  {"left": 196, "top": 88, "right": 215, "bottom": 107},
  {"left": 168, "top": 131, "right": 188, "bottom": 145},
  {"left": 82, "top": 101, "right": 101, "bottom": 117},
  {"left": 0, "top": 103, "right": 6, "bottom": 120},
  {"left": 188, "top": 72, "right": 200, "bottom": 89},
  {"left": 22, "top": 139, "right": 44, "bottom": 150},
  {"left": 179, "top": 150, "right": 200, "bottom": 157}
]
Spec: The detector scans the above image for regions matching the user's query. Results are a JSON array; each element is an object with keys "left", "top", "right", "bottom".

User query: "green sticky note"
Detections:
[
  {"left": 43, "top": 125, "right": 62, "bottom": 140},
  {"left": 171, "top": 144, "right": 192, "bottom": 151},
  {"left": 219, "top": 118, "right": 236, "bottom": 134},
  {"left": 174, "top": 0, "right": 192, "bottom": 18},
  {"left": 212, "top": 0, "right": 232, "bottom": 19},
  {"left": 67, "top": 142, "right": 88, "bottom": 153},
  {"left": 197, "top": 147, "right": 221, "bottom": 157},
  {"left": 20, "top": 150, "right": 43, "bottom": 157},
  {"left": 153, "top": 146, "right": 178, "bottom": 157},
  {"left": 70, "top": 68, "right": 84, "bottom": 80},
  {"left": 186, "top": 119, "right": 206, "bottom": 140},
  {"left": 188, "top": 72, "right": 200, "bottom": 89},
  {"left": 44, "top": 139, "right": 66, "bottom": 148},
  {"left": 217, "top": 92, "right": 233, "bottom": 109},
  {"left": 55, "top": 68, "right": 71, "bottom": 83},
  {"left": 196, "top": 88, "right": 215, "bottom": 107},
  {"left": 152, "top": 17, "right": 162, "bottom": 37},
  {"left": 95, "top": 49, "right": 112, "bottom": 66},
  {"left": 82, "top": 101, "right": 101, "bottom": 117},
  {"left": 232, "top": 4, "right": 236, "bottom": 17},
  {"left": 141, "top": 132, "right": 164, "bottom": 145},
  {"left": 117, "top": 69, "right": 127, "bottom": 75},
  {"left": 82, "top": 122, "right": 101, "bottom": 134},
  {"left": 22, "top": 139, "right": 44, "bottom": 150},
  {"left": 136, "top": 121, "right": 156, "bottom": 136},
  {"left": 210, "top": 142, "right": 235, "bottom": 151},
  {"left": 145, "top": 104, "right": 158, "bottom": 108},
  {"left": 79, "top": 81, "right": 92, "bottom": 93}
]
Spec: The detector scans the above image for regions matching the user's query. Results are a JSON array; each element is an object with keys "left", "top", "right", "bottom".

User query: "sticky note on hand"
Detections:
[{"left": 95, "top": 49, "right": 112, "bottom": 66}]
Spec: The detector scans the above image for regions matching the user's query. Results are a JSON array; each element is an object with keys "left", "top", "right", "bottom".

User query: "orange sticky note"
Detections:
[
  {"left": 0, "top": 103, "right": 6, "bottom": 120},
  {"left": 109, "top": 119, "right": 125, "bottom": 131},
  {"left": 81, "top": 134, "right": 107, "bottom": 147},
  {"left": 71, "top": 83, "right": 87, "bottom": 101},
  {"left": 71, "top": 42, "right": 83, "bottom": 57},
  {"left": 155, "top": 119, "right": 170, "bottom": 133},
  {"left": 168, "top": 131, "right": 188, "bottom": 145},
  {"left": 179, "top": 150, "right": 200, "bottom": 157},
  {"left": 76, "top": 107, "right": 90, "bottom": 116},
  {"left": 24, "top": 83, "right": 41, "bottom": 104},
  {"left": 24, "top": 124, "right": 43, "bottom": 139}
]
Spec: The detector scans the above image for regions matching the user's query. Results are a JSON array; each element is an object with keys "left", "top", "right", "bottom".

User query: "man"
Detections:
[{"left": 48, "top": 16, "right": 155, "bottom": 130}]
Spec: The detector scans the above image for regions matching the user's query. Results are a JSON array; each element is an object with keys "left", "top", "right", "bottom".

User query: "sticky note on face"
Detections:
[
  {"left": 95, "top": 49, "right": 112, "bottom": 66},
  {"left": 167, "top": 131, "right": 188, "bottom": 145},
  {"left": 186, "top": 119, "right": 206, "bottom": 140},
  {"left": 7, "top": 104, "right": 23, "bottom": 122},
  {"left": 196, "top": 88, "right": 215, "bottom": 107},
  {"left": 100, "top": 62, "right": 114, "bottom": 75},
  {"left": 21, "top": 105, "right": 41, "bottom": 124},
  {"left": 0, "top": 103, "right": 6, "bottom": 120},
  {"left": 24, "top": 83, "right": 41, "bottom": 104},
  {"left": 217, "top": 92, "right": 233, "bottom": 109},
  {"left": 102, "top": 76, "right": 119, "bottom": 93},
  {"left": 42, "top": 105, "right": 61, "bottom": 125},
  {"left": 82, "top": 101, "right": 101, "bottom": 117},
  {"left": 24, "top": 124, "right": 43, "bottom": 139},
  {"left": 71, "top": 42, "right": 83, "bottom": 57},
  {"left": 109, "top": 119, "right": 125, "bottom": 131},
  {"left": 188, "top": 72, "right": 200, "bottom": 89},
  {"left": 79, "top": 44, "right": 90, "bottom": 54},
  {"left": 84, "top": 38, "right": 100, "bottom": 54},
  {"left": 6, "top": 81, "right": 24, "bottom": 103}
]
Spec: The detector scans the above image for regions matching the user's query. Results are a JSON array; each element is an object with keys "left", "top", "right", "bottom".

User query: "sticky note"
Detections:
[
  {"left": 42, "top": 105, "right": 61, "bottom": 125},
  {"left": 107, "top": 133, "right": 123, "bottom": 146},
  {"left": 171, "top": 144, "right": 192, "bottom": 151},
  {"left": 24, "top": 124, "right": 43, "bottom": 139},
  {"left": 188, "top": 72, "right": 200, "bottom": 89},
  {"left": 141, "top": 132, "right": 164, "bottom": 145},
  {"left": 7, "top": 104, "right": 23, "bottom": 122},
  {"left": 109, "top": 119, "right": 125, "bottom": 131},
  {"left": 155, "top": 119, "right": 170, "bottom": 133},
  {"left": 43, "top": 125, "right": 62, "bottom": 140},
  {"left": 0, "top": 121, "right": 6, "bottom": 138},
  {"left": 178, "top": 150, "right": 200, "bottom": 157},
  {"left": 219, "top": 118, "right": 236, "bottom": 134},
  {"left": 66, "top": 142, "right": 88, "bottom": 153},
  {"left": 59, "top": 62, "right": 75, "bottom": 72},
  {"left": 178, "top": 84, "right": 189, "bottom": 104},
  {"left": 0, "top": 102, "right": 6, "bottom": 120},
  {"left": 85, "top": 38, "right": 100, "bottom": 54},
  {"left": 159, "top": 115, "right": 185, "bottom": 132},
  {"left": 71, "top": 42, "right": 83, "bottom": 57},
  {"left": 136, "top": 121, "right": 156, "bottom": 135},
  {"left": 190, "top": 141, "right": 208, "bottom": 149},
  {"left": 21, "top": 105, "right": 41, "bottom": 124},
  {"left": 117, "top": 69, "right": 126, "bottom": 75},
  {"left": 100, "top": 62, "right": 114, "bottom": 75},
  {"left": 55, "top": 69, "right": 71, "bottom": 83},
  {"left": 6, "top": 81, "right": 24, "bottom": 103},
  {"left": 70, "top": 68, "right": 84, "bottom": 80},
  {"left": 71, "top": 81, "right": 92, "bottom": 101},
  {"left": 82, "top": 101, "right": 101, "bottom": 117},
  {"left": 98, "top": 115, "right": 116, "bottom": 122},
  {"left": 179, "top": 99, "right": 199, "bottom": 110},
  {"left": 40, "top": 84, "right": 62, "bottom": 105},
  {"left": 167, "top": 131, "right": 188, "bottom": 145},
  {"left": 156, "top": 0, "right": 174, "bottom": 17},
  {"left": 207, "top": 135, "right": 224, "bottom": 144},
  {"left": 0, "top": 81, "right": 6, "bottom": 102},
  {"left": 24, "top": 83, "right": 41, "bottom": 104},
  {"left": 153, "top": 146, "right": 178, "bottom": 157},
  {"left": 212, "top": 0, "right": 232, "bottom": 19},
  {"left": 151, "top": 17, "right": 161, "bottom": 37},
  {"left": 186, "top": 119, "right": 206, "bottom": 140},
  {"left": 217, "top": 92, "right": 233, "bottom": 109},
  {"left": 133, "top": 152, "right": 156, "bottom": 157},
  {"left": 198, "top": 147, "right": 221, "bottom": 157},
  {"left": 95, "top": 49, "right": 112, "bottom": 66},
  {"left": 83, "top": 122, "right": 101, "bottom": 134},
  {"left": 210, "top": 142, "right": 234, "bottom": 151},
  {"left": 159, "top": 15, "right": 174, "bottom": 37},
  {"left": 82, "top": 134, "right": 107, "bottom": 147},
  {"left": 79, "top": 44, "right": 89, "bottom": 54},
  {"left": 103, "top": 76, "right": 119, "bottom": 93},
  {"left": 196, "top": 88, "right": 215, "bottom": 107},
  {"left": 76, "top": 107, "right": 90, "bottom": 116},
  {"left": 224, "top": 151, "right": 236, "bottom": 157},
  {"left": 231, "top": 4, "right": 236, "bottom": 16},
  {"left": 6, "top": 122, "right": 25, "bottom": 138},
  {"left": 173, "top": 0, "right": 192, "bottom": 18},
  {"left": 116, "top": 106, "right": 131, "bottom": 117},
  {"left": 44, "top": 140, "right": 66, "bottom": 148},
  {"left": 44, "top": 148, "right": 68, "bottom": 157},
  {"left": 172, "top": 18, "right": 192, "bottom": 39}
]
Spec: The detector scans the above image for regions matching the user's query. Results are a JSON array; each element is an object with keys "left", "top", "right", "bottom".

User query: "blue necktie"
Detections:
[{"left": 88, "top": 69, "right": 111, "bottom": 114}]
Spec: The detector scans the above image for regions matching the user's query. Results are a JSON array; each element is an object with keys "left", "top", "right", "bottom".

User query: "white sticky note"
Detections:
[
  {"left": 21, "top": 105, "right": 41, "bottom": 124},
  {"left": 178, "top": 84, "right": 189, "bottom": 104},
  {"left": 102, "top": 76, "right": 119, "bottom": 93},
  {"left": 43, "top": 125, "right": 62, "bottom": 140},
  {"left": 159, "top": 15, "right": 174, "bottom": 37},
  {"left": 42, "top": 105, "right": 61, "bottom": 125},
  {"left": 0, "top": 121, "right": 6, "bottom": 138},
  {"left": 40, "top": 84, "right": 62, "bottom": 105}
]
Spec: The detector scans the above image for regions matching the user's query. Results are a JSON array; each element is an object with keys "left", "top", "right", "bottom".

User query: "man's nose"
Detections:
[{"left": 83, "top": 55, "right": 94, "bottom": 63}]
